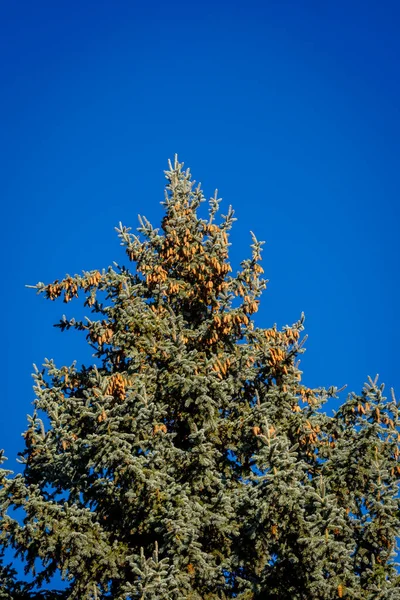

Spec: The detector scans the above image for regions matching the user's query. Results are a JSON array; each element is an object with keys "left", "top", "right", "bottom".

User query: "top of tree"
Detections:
[{"left": 1, "top": 157, "right": 399, "bottom": 599}]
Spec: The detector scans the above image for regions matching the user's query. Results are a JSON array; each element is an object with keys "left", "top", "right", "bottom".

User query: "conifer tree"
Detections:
[{"left": 1, "top": 157, "right": 399, "bottom": 598}]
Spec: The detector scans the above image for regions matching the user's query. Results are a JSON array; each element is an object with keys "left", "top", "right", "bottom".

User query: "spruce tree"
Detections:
[{"left": 1, "top": 157, "right": 399, "bottom": 599}]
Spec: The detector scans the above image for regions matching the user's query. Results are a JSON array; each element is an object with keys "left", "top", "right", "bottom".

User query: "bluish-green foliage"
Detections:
[{"left": 1, "top": 159, "right": 399, "bottom": 599}]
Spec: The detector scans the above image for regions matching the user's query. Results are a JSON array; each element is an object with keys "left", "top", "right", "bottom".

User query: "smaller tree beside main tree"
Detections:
[{"left": 1, "top": 158, "right": 399, "bottom": 599}]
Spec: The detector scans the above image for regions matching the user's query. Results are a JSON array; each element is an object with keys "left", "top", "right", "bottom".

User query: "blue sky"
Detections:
[{"left": 1, "top": 0, "right": 399, "bottom": 479}]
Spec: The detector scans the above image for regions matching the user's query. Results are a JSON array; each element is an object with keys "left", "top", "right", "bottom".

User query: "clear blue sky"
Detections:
[{"left": 1, "top": 0, "right": 399, "bottom": 479}]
